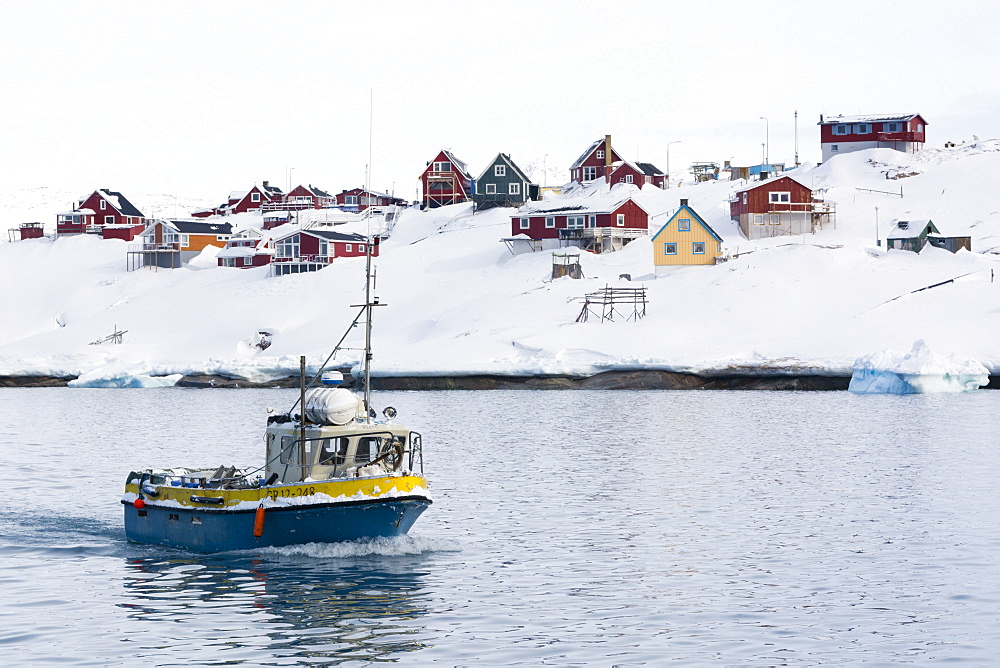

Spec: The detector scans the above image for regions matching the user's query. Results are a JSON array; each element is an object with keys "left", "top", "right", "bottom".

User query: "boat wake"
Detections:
[{"left": 254, "top": 534, "right": 460, "bottom": 559}]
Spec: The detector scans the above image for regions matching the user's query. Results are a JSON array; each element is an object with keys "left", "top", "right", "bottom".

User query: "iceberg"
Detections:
[
  {"left": 848, "top": 339, "right": 989, "bottom": 394},
  {"left": 68, "top": 368, "right": 183, "bottom": 388}
]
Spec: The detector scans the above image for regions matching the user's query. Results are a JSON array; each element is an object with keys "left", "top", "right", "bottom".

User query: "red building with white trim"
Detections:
[
  {"left": 730, "top": 175, "right": 835, "bottom": 239},
  {"left": 819, "top": 113, "right": 927, "bottom": 162},
  {"left": 335, "top": 187, "right": 406, "bottom": 212},
  {"left": 56, "top": 189, "right": 146, "bottom": 238},
  {"left": 420, "top": 150, "right": 472, "bottom": 208},
  {"left": 570, "top": 136, "right": 624, "bottom": 184},
  {"left": 271, "top": 229, "right": 379, "bottom": 276},
  {"left": 508, "top": 197, "right": 649, "bottom": 253}
]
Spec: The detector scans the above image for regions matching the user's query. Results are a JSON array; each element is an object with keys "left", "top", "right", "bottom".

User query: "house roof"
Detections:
[
  {"left": 476, "top": 152, "right": 536, "bottom": 185},
  {"left": 98, "top": 189, "right": 144, "bottom": 218},
  {"left": 887, "top": 219, "right": 939, "bottom": 238},
  {"left": 651, "top": 204, "right": 723, "bottom": 243},
  {"left": 425, "top": 149, "right": 471, "bottom": 178},
  {"left": 167, "top": 220, "right": 234, "bottom": 235},
  {"left": 338, "top": 187, "right": 397, "bottom": 199},
  {"left": 571, "top": 139, "right": 605, "bottom": 169},
  {"left": 636, "top": 162, "right": 664, "bottom": 176},
  {"left": 261, "top": 183, "right": 283, "bottom": 196},
  {"left": 819, "top": 113, "right": 926, "bottom": 126},
  {"left": 310, "top": 185, "right": 332, "bottom": 198},
  {"left": 275, "top": 228, "right": 370, "bottom": 243},
  {"left": 518, "top": 196, "right": 647, "bottom": 217}
]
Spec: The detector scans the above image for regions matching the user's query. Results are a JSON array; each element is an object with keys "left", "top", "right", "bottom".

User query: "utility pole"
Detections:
[
  {"left": 759, "top": 116, "right": 769, "bottom": 166},
  {"left": 794, "top": 110, "right": 799, "bottom": 167}
]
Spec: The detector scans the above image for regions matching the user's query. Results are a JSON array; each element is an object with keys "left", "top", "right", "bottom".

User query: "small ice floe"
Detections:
[
  {"left": 848, "top": 339, "right": 989, "bottom": 394},
  {"left": 69, "top": 367, "right": 182, "bottom": 388}
]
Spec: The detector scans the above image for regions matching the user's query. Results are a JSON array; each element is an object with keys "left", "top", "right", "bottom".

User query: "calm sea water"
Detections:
[{"left": 1, "top": 388, "right": 999, "bottom": 665}]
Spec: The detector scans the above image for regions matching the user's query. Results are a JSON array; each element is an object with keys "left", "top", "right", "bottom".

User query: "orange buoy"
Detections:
[
  {"left": 134, "top": 498, "right": 145, "bottom": 510},
  {"left": 253, "top": 504, "right": 266, "bottom": 537}
]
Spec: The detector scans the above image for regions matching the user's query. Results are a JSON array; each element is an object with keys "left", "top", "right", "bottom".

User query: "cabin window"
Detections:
[
  {"left": 692, "top": 242, "right": 706, "bottom": 254},
  {"left": 596, "top": 150, "right": 604, "bottom": 160},
  {"left": 318, "top": 240, "right": 328, "bottom": 257},
  {"left": 137, "top": 510, "right": 148, "bottom": 517},
  {"left": 582, "top": 166, "right": 597, "bottom": 181},
  {"left": 192, "top": 517, "right": 202, "bottom": 525},
  {"left": 242, "top": 256, "right": 252, "bottom": 266},
  {"left": 769, "top": 192, "right": 791, "bottom": 204},
  {"left": 276, "top": 237, "right": 299, "bottom": 259},
  {"left": 883, "top": 122, "right": 902, "bottom": 132},
  {"left": 345, "top": 195, "right": 358, "bottom": 205},
  {"left": 616, "top": 214, "right": 625, "bottom": 227},
  {"left": 664, "top": 243, "right": 677, "bottom": 255},
  {"left": 545, "top": 217, "right": 555, "bottom": 228},
  {"left": 251, "top": 192, "right": 260, "bottom": 202},
  {"left": 485, "top": 183, "right": 497, "bottom": 194},
  {"left": 345, "top": 244, "right": 352, "bottom": 252},
  {"left": 916, "top": 123, "right": 923, "bottom": 133},
  {"left": 361, "top": 196, "right": 377, "bottom": 205},
  {"left": 104, "top": 215, "right": 114, "bottom": 225},
  {"left": 742, "top": 193, "right": 747, "bottom": 205},
  {"left": 678, "top": 218, "right": 691, "bottom": 232},
  {"left": 357, "top": 437, "right": 382, "bottom": 462},
  {"left": 754, "top": 214, "right": 764, "bottom": 225},
  {"left": 624, "top": 174, "right": 633, "bottom": 184},
  {"left": 566, "top": 216, "right": 584, "bottom": 229},
  {"left": 100, "top": 200, "right": 107, "bottom": 210},
  {"left": 508, "top": 183, "right": 520, "bottom": 195},
  {"left": 319, "top": 437, "right": 349, "bottom": 465},
  {"left": 168, "top": 513, "right": 179, "bottom": 522},
  {"left": 855, "top": 123, "right": 871, "bottom": 134},
  {"left": 831, "top": 144, "right": 839, "bottom": 152},
  {"left": 432, "top": 161, "right": 450, "bottom": 172},
  {"left": 279, "top": 436, "right": 295, "bottom": 464},
  {"left": 832, "top": 124, "right": 850, "bottom": 135},
  {"left": 519, "top": 218, "right": 530, "bottom": 230},
  {"left": 494, "top": 165, "right": 506, "bottom": 177},
  {"left": 588, "top": 215, "right": 596, "bottom": 228}
]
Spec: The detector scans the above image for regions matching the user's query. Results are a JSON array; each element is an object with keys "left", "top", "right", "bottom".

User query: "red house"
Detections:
[
  {"left": 191, "top": 181, "right": 283, "bottom": 218},
  {"left": 217, "top": 229, "right": 273, "bottom": 268},
  {"left": 271, "top": 229, "right": 379, "bottom": 276},
  {"left": 508, "top": 197, "right": 649, "bottom": 253},
  {"left": 819, "top": 113, "right": 927, "bottom": 162},
  {"left": 335, "top": 187, "right": 406, "bottom": 212},
  {"left": 570, "top": 136, "right": 623, "bottom": 184},
  {"left": 420, "top": 150, "right": 472, "bottom": 208},
  {"left": 607, "top": 161, "right": 667, "bottom": 189},
  {"left": 282, "top": 184, "right": 337, "bottom": 210},
  {"left": 730, "top": 175, "right": 835, "bottom": 240},
  {"left": 56, "top": 189, "right": 146, "bottom": 238}
]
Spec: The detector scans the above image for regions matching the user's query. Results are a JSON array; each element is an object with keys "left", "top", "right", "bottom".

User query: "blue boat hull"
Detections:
[{"left": 123, "top": 496, "right": 431, "bottom": 553}]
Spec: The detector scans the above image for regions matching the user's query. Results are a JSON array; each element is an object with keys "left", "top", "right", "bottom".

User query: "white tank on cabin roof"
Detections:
[{"left": 305, "top": 388, "right": 362, "bottom": 425}]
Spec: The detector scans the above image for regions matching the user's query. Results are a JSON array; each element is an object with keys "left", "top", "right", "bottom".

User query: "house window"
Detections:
[
  {"left": 494, "top": 165, "right": 506, "bottom": 177},
  {"left": 276, "top": 236, "right": 299, "bottom": 259},
  {"left": 180, "top": 235, "right": 189, "bottom": 247},
  {"left": 566, "top": 216, "right": 585, "bottom": 229},
  {"left": 742, "top": 193, "right": 747, "bottom": 205},
  {"left": 345, "top": 244, "right": 352, "bottom": 252},
  {"left": 242, "top": 256, "right": 252, "bottom": 266},
  {"left": 251, "top": 192, "right": 261, "bottom": 202},
  {"left": 588, "top": 215, "right": 596, "bottom": 228},
  {"left": 345, "top": 195, "right": 358, "bottom": 205},
  {"left": 318, "top": 240, "right": 328, "bottom": 257},
  {"left": 916, "top": 124, "right": 923, "bottom": 133},
  {"left": 508, "top": 183, "right": 520, "bottom": 195},
  {"left": 754, "top": 214, "right": 764, "bottom": 225},
  {"left": 596, "top": 150, "right": 604, "bottom": 160},
  {"left": 770, "top": 214, "right": 782, "bottom": 225},
  {"left": 520, "top": 218, "right": 530, "bottom": 230},
  {"left": 545, "top": 217, "right": 555, "bottom": 228},
  {"left": 616, "top": 214, "right": 625, "bottom": 227},
  {"left": 831, "top": 145, "right": 839, "bottom": 152},
  {"left": 678, "top": 218, "right": 691, "bottom": 231},
  {"left": 100, "top": 200, "right": 107, "bottom": 210},
  {"left": 361, "top": 196, "right": 377, "bottom": 205},
  {"left": 432, "top": 161, "right": 450, "bottom": 172},
  {"left": 664, "top": 243, "right": 677, "bottom": 255},
  {"left": 624, "top": 174, "right": 633, "bottom": 184},
  {"left": 485, "top": 183, "right": 497, "bottom": 194},
  {"left": 855, "top": 123, "right": 871, "bottom": 134},
  {"left": 769, "top": 192, "right": 791, "bottom": 204},
  {"left": 104, "top": 215, "right": 114, "bottom": 225},
  {"left": 692, "top": 242, "right": 706, "bottom": 254},
  {"left": 582, "top": 166, "right": 597, "bottom": 181},
  {"left": 832, "top": 124, "right": 851, "bottom": 135},
  {"left": 883, "top": 122, "right": 902, "bottom": 132}
]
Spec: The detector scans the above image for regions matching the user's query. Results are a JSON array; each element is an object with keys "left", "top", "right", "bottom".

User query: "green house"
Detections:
[
  {"left": 886, "top": 219, "right": 939, "bottom": 252},
  {"left": 472, "top": 153, "right": 539, "bottom": 211}
]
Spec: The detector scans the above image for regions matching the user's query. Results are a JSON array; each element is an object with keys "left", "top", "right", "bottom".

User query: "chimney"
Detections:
[
  {"left": 262, "top": 180, "right": 269, "bottom": 187},
  {"left": 819, "top": 114, "right": 824, "bottom": 123},
  {"left": 605, "top": 134, "right": 612, "bottom": 182},
  {"left": 680, "top": 199, "right": 689, "bottom": 206}
]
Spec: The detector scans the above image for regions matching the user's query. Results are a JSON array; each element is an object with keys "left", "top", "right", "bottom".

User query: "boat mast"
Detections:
[{"left": 363, "top": 242, "right": 374, "bottom": 423}]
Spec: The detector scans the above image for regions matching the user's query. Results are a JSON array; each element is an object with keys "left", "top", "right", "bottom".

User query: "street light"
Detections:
[
  {"left": 666, "top": 140, "right": 681, "bottom": 189},
  {"left": 759, "top": 116, "right": 769, "bottom": 166}
]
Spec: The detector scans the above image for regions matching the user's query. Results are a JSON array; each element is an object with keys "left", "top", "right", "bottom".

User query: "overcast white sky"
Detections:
[{"left": 2, "top": 0, "right": 998, "bottom": 207}]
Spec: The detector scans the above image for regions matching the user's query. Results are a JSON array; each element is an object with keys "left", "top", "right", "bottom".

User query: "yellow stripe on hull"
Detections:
[{"left": 126, "top": 474, "right": 429, "bottom": 510}]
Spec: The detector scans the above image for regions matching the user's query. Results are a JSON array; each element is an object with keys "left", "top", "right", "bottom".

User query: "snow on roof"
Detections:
[
  {"left": 57, "top": 208, "right": 95, "bottom": 216},
  {"left": 887, "top": 220, "right": 937, "bottom": 238},
  {"left": 100, "top": 189, "right": 145, "bottom": 217},
  {"left": 517, "top": 195, "right": 641, "bottom": 216},
  {"left": 169, "top": 220, "right": 234, "bottom": 235},
  {"left": 229, "top": 190, "right": 248, "bottom": 200},
  {"left": 820, "top": 113, "right": 924, "bottom": 125},
  {"left": 216, "top": 247, "right": 255, "bottom": 258},
  {"left": 636, "top": 162, "right": 664, "bottom": 176},
  {"left": 571, "top": 139, "right": 606, "bottom": 169},
  {"left": 737, "top": 174, "right": 813, "bottom": 193}
]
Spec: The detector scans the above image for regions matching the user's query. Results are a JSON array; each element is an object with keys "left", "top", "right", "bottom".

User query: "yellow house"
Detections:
[{"left": 651, "top": 199, "right": 723, "bottom": 271}]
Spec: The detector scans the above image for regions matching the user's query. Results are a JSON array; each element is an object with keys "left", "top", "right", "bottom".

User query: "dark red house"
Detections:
[
  {"left": 570, "top": 136, "right": 623, "bottom": 184},
  {"left": 271, "top": 229, "right": 379, "bottom": 276},
  {"left": 192, "top": 181, "right": 284, "bottom": 217},
  {"left": 420, "top": 150, "right": 472, "bottom": 208},
  {"left": 282, "top": 184, "right": 337, "bottom": 210},
  {"left": 217, "top": 230, "right": 273, "bottom": 268},
  {"left": 730, "top": 175, "right": 835, "bottom": 239},
  {"left": 56, "top": 189, "right": 146, "bottom": 237},
  {"left": 335, "top": 187, "right": 406, "bottom": 212},
  {"left": 606, "top": 161, "right": 665, "bottom": 189},
  {"left": 508, "top": 197, "right": 649, "bottom": 253},
  {"left": 819, "top": 113, "right": 927, "bottom": 162}
]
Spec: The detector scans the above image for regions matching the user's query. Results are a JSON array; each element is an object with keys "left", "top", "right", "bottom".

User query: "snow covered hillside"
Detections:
[{"left": 2, "top": 142, "right": 1000, "bottom": 382}]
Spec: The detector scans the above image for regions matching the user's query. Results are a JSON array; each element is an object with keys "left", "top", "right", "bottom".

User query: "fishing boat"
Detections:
[{"left": 121, "top": 240, "right": 431, "bottom": 552}]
